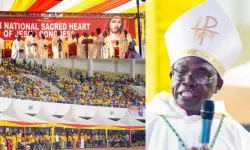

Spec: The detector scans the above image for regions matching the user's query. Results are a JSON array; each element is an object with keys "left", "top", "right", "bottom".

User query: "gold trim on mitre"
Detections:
[{"left": 181, "top": 49, "right": 225, "bottom": 76}]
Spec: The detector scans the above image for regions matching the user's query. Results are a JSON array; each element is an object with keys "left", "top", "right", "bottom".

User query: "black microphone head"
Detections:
[{"left": 201, "top": 100, "right": 214, "bottom": 120}]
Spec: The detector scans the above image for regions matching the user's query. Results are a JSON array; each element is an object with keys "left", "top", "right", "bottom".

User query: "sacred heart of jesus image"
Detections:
[{"left": 191, "top": 16, "right": 219, "bottom": 45}]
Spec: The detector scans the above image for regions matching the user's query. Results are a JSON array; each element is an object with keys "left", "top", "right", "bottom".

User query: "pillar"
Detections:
[
  {"left": 130, "top": 59, "right": 135, "bottom": 79},
  {"left": 42, "top": 59, "right": 46, "bottom": 69},
  {"left": 72, "top": 58, "right": 74, "bottom": 68},
  {"left": 88, "top": 58, "right": 93, "bottom": 77},
  {"left": 114, "top": 59, "right": 118, "bottom": 73}
]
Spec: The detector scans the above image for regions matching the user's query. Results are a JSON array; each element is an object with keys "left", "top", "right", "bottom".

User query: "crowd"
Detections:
[
  {"left": 0, "top": 59, "right": 146, "bottom": 107},
  {"left": 0, "top": 130, "right": 143, "bottom": 150}
]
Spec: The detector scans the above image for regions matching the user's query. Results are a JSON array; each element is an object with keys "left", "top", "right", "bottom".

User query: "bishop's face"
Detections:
[{"left": 171, "top": 56, "right": 223, "bottom": 112}]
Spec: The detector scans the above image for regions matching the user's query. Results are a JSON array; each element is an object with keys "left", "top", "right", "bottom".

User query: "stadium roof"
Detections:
[
  {"left": 62, "top": 105, "right": 99, "bottom": 125},
  {"left": 2, "top": 100, "right": 47, "bottom": 124},
  {"left": 35, "top": 104, "right": 75, "bottom": 124},
  {"left": 117, "top": 111, "right": 145, "bottom": 127},
  {"left": 88, "top": 109, "right": 127, "bottom": 126}
]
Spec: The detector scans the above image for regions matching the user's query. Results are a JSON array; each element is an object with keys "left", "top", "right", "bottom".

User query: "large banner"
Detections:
[
  {"left": 0, "top": 17, "right": 136, "bottom": 40},
  {"left": 128, "top": 105, "right": 144, "bottom": 117}
]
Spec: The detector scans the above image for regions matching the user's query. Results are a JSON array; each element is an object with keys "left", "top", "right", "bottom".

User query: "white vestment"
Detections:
[
  {"left": 26, "top": 36, "right": 40, "bottom": 58},
  {"left": 0, "top": 38, "right": 4, "bottom": 58},
  {"left": 146, "top": 92, "right": 250, "bottom": 150},
  {"left": 119, "top": 33, "right": 132, "bottom": 59},
  {"left": 24, "top": 35, "right": 32, "bottom": 58},
  {"left": 39, "top": 39, "right": 48, "bottom": 58},
  {"left": 80, "top": 138, "right": 84, "bottom": 148},
  {"left": 103, "top": 37, "right": 110, "bottom": 59},
  {"left": 12, "top": 39, "right": 24, "bottom": 59},
  {"left": 94, "top": 34, "right": 104, "bottom": 59},
  {"left": 89, "top": 36, "right": 97, "bottom": 58},
  {"left": 76, "top": 37, "right": 84, "bottom": 58},
  {"left": 104, "top": 37, "right": 114, "bottom": 58},
  {"left": 52, "top": 35, "right": 65, "bottom": 58}
]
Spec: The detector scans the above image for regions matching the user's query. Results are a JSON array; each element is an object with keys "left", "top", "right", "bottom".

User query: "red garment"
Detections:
[
  {"left": 7, "top": 141, "right": 11, "bottom": 150},
  {"left": 114, "top": 47, "right": 119, "bottom": 58},
  {"left": 124, "top": 52, "right": 129, "bottom": 59}
]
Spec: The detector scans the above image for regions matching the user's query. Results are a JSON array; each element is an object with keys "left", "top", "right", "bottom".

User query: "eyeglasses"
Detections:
[{"left": 171, "top": 69, "right": 217, "bottom": 85}]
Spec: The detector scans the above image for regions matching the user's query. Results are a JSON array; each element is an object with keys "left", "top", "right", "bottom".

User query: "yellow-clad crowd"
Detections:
[
  {"left": 0, "top": 59, "right": 145, "bottom": 107},
  {"left": 0, "top": 131, "right": 110, "bottom": 149}
]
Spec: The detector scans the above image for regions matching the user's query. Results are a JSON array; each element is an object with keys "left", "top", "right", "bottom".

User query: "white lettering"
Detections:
[
  {"left": 31, "top": 23, "right": 36, "bottom": 30},
  {"left": 82, "top": 24, "right": 86, "bottom": 30},
  {"left": 13, "top": 23, "right": 18, "bottom": 29},
  {"left": 54, "top": 23, "right": 58, "bottom": 30},
  {"left": 4, "top": 22, "right": 9, "bottom": 29},
  {"left": 86, "top": 23, "right": 90, "bottom": 30},
  {"left": 26, "top": 23, "right": 30, "bottom": 30},
  {"left": 20, "top": 23, "right": 25, "bottom": 30},
  {"left": 69, "top": 23, "right": 73, "bottom": 30},
  {"left": 41, "top": 23, "right": 45, "bottom": 30},
  {"left": 9, "top": 23, "right": 14, "bottom": 30},
  {"left": 39, "top": 30, "right": 58, "bottom": 39},
  {"left": 74, "top": 23, "right": 77, "bottom": 30},
  {"left": 63, "top": 23, "right": 67, "bottom": 30},
  {"left": 17, "top": 30, "right": 23, "bottom": 36}
]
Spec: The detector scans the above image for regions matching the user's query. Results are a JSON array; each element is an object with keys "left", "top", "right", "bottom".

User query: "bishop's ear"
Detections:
[
  {"left": 170, "top": 71, "right": 173, "bottom": 78},
  {"left": 215, "top": 77, "right": 224, "bottom": 93}
]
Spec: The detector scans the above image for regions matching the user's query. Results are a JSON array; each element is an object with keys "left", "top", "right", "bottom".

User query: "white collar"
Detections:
[{"left": 146, "top": 91, "right": 229, "bottom": 118}]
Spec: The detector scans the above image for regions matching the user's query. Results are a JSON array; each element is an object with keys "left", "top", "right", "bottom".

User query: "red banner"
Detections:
[{"left": 0, "top": 17, "right": 136, "bottom": 40}]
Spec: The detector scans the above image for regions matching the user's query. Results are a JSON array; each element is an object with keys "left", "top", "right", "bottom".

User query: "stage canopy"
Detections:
[
  {"left": 61, "top": 105, "right": 100, "bottom": 127},
  {"left": 2, "top": 100, "right": 49, "bottom": 127},
  {"left": 0, "top": 0, "right": 145, "bottom": 13},
  {"left": 88, "top": 110, "right": 127, "bottom": 128},
  {"left": 117, "top": 111, "right": 145, "bottom": 127},
  {"left": 34, "top": 104, "right": 77, "bottom": 128}
]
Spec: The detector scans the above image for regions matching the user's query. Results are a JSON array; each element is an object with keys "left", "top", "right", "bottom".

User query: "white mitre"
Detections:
[{"left": 165, "top": 0, "right": 242, "bottom": 76}]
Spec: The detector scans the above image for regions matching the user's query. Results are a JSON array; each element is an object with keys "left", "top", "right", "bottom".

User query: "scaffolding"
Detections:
[{"left": 0, "top": 11, "right": 145, "bottom": 19}]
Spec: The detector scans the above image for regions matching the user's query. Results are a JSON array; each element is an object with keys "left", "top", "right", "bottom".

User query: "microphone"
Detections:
[{"left": 200, "top": 99, "right": 214, "bottom": 147}]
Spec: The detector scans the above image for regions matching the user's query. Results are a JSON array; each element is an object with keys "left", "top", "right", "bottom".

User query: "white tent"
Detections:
[
  {"left": 88, "top": 110, "right": 126, "bottom": 126},
  {"left": 0, "top": 113, "right": 20, "bottom": 122},
  {"left": 2, "top": 100, "right": 47, "bottom": 123},
  {"left": 35, "top": 104, "right": 74, "bottom": 124},
  {"left": 117, "top": 111, "right": 145, "bottom": 127},
  {"left": 62, "top": 106, "right": 98, "bottom": 125}
]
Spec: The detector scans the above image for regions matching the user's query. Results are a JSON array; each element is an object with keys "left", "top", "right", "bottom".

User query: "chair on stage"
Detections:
[
  {"left": 48, "top": 43, "right": 53, "bottom": 58},
  {"left": 68, "top": 43, "right": 77, "bottom": 58}
]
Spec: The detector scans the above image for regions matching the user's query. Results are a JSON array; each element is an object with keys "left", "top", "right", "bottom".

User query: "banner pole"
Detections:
[
  {"left": 106, "top": 128, "right": 108, "bottom": 148},
  {"left": 137, "top": 0, "right": 142, "bottom": 56}
]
